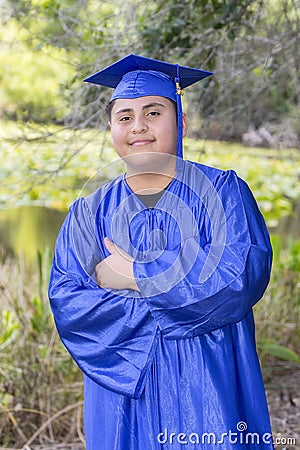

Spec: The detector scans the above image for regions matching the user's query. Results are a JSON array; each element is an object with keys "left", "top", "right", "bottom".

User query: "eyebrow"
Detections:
[{"left": 114, "top": 102, "right": 166, "bottom": 117}]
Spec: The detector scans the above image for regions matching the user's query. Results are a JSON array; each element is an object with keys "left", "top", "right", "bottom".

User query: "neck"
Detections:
[
  {"left": 124, "top": 152, "right": 177, "bottom": 194},
  {"left": 126, "top": 172, "right": 174, "bottom": 194}
]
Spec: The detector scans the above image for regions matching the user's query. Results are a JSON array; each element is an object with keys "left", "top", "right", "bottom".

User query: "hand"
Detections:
[{"left": 95, "top": 237, "right": 140, "bottom": 292}]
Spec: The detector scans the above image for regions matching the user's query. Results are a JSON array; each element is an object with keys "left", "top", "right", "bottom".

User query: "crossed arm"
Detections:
[{"left": 50, "top": 170, "right": 272, "bottom": 349}]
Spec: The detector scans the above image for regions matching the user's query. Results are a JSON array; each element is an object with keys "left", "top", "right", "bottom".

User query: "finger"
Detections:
[
  {"left": 104, "top": 237, "right": 133, "bottom": 262},
  {"left": 95, "top": 263, "right": 103, "bottom": 287},
  {"left": 104, "top": 237, "right": 117, "bottom": 255}
]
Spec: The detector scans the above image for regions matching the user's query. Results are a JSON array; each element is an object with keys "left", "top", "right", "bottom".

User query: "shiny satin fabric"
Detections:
[{"left": 49, "top": 160, "right": 274, "bottom": 449}]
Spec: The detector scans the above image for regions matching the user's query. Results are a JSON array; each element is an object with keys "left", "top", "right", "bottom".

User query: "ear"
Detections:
[{"left": 182, "top": 113, "right": 188, "bottom": 138}]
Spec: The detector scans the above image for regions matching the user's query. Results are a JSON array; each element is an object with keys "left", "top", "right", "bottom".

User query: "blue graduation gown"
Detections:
[{"left": 49, "top": 160, "right": 274, "bottom": 449}]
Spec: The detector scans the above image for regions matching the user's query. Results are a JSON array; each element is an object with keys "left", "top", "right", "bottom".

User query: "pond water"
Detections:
[
  {"left": 0, "top": 201, "right": 299, "bottom": 264},
  {"left": 275, "top": 199, "right": 300, "bottom": 241},
  {"left": 0, "top": 205, "right": 67, "bottom": 262}
]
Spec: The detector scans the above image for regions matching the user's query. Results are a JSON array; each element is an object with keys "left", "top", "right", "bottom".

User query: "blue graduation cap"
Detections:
[{"left": 84, "top": 54, "right": 213, "bottom": 158}]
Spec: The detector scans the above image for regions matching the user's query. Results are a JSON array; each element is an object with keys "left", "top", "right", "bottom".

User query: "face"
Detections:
[{"left": 109, "top": 96, "right": 188, "bottom": 171}]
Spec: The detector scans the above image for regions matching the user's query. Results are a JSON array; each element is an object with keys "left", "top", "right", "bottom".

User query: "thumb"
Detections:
[
  {"left": 104, "top": 237, "right": 133, "bottom": 261},
  {"left": 104, "top": 237, "right": 117, "bottom": 255}
]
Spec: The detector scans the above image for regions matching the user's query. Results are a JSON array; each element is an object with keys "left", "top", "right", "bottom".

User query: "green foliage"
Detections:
[
  {"left": 0, "top": 121, "right": 122, "bottom": 210},
  {"left": 136, "top": 0, "right": 300, "bottom": 140},
  {"left": 258, "top": 340, "right": 300, "bottom": 363},
  {"left": 185, "top": 139, "right": 300, "bottom": 228},
  {"left": 255, "top": 235, "right": 300, "bottom": 365},
  {"left": 5, "top": 0, "right": 115, "bottom": 50},
  {"left": 30, "top": 295, "right": 49, "bottom": 334},
  {"left": 30, "top": 250, "right": 52, "bottom": 333},
  {"left": 0, "top": 310, "right": 19, "bottom": 349},
  {"left": 138, "top": 0, "right": 258, "bottom": 59},
  {"left": 0, "top": 20, "right": 73, "bottom": 122}
]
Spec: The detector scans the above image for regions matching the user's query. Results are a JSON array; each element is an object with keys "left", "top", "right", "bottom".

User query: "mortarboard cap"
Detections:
[{"left": 84, "top": 54, "right": 213, "bottom": 158}]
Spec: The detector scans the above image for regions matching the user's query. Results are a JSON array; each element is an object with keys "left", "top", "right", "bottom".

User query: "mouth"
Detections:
[{"left": 129, "top": 139, "right": 155, "bottom": 147}]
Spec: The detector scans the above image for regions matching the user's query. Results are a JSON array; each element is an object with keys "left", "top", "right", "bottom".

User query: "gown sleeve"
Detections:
[
  {"left": 48, "top": 197, "right": 158, "bottom": 399},
  {"left": 133, "top": 169, "right": 273, "bottom": 339}
]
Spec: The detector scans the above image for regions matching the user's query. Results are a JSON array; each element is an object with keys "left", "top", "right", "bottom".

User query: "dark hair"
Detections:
[
  {"left": 106, "top": 98, "right": 178, "bottom": 123},
  {"left": 106, "top": 100, "right": 116, "bottom": 122}
]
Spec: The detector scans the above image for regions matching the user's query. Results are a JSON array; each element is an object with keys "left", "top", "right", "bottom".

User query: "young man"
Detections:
[{"left": 49, "top": 54, "right": 274, "bottom": 449}]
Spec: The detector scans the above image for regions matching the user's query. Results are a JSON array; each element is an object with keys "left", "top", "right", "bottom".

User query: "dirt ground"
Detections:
[{"left": 264, "top": 360, "right": 300, "bottom": 449}]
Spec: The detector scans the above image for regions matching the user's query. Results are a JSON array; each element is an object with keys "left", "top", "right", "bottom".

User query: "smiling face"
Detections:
[{"left": 109, "top": 96, "right": 188, "bottom": 172}]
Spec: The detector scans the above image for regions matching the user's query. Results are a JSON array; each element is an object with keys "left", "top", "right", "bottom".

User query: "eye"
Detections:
[
  {"left": 119, "top": 115, "right": 132, "bottom": 122},
  {"left": 147, "top": 111, "right": 160, "bottom": 117}
]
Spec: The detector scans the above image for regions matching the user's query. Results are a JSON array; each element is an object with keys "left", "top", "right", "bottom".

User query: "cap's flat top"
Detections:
[{"left": 84, "top": 54, "right": 213, "bottom": 89}]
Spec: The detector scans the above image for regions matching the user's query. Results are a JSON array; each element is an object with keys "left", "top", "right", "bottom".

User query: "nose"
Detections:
[{"left": 131, "top": 115, "right": 148, "bottom": 134}]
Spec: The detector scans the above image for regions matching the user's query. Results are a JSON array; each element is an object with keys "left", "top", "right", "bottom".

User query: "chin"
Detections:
[{"left": 124, "top": 151, "right": 176, "bottom": 175}]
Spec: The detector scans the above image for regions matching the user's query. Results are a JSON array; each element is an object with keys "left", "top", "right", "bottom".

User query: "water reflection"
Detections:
[
  {"left": 0, "top": 206, "right": 66, "bottom": 262},
  {"left": 274, "top": 200, "right": 300, "bottom": 241}
]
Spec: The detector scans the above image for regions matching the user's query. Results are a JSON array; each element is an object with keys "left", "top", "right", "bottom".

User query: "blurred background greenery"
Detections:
[{"left": 0, "top": 0, "right": 299, "bottom": 447}]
